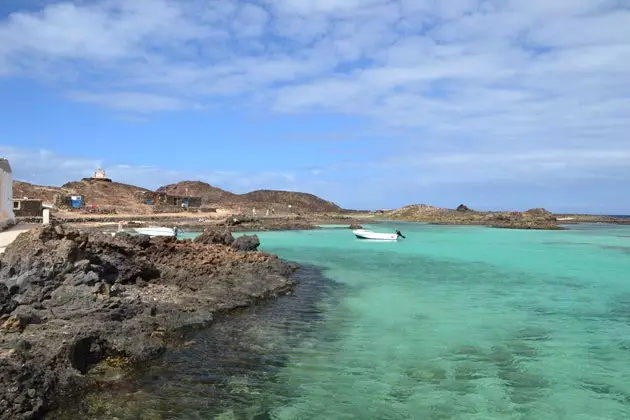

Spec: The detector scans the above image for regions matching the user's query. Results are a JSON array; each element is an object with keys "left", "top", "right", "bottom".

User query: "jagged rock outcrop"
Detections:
[
  {"left": 193, "top": 227, "right": 235, "bottom": 246},
  {"left": 231, "top": 235, "right": 260, "bottom": 252},
  {"left": 0, "top": 223, "right": 298, "bottom": 419},
  {"left": 456, "top": 204, "right": 473, "bottom": 212},
  {"left": 384, "top": 205, "right": 561, "bottom": 230}
]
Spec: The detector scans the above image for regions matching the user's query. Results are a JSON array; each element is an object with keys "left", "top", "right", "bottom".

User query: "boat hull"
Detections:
[
  {"left": 352, "top": 229, "right": 399, "bottom": 241},
  {"left": 133, "top": 227, "right": 176, "bottom": 237}
]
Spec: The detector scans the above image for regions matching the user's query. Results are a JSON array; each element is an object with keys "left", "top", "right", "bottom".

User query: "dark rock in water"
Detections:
[
  {"left": 194, "top": 227, "right": 235, "bottom": 246},
  {"left": 456, "top": 204, "right": 473, "bottom": 212},
  {"left": 232, "top": 235, "right": 260, "bottom": 252},
  {"left": 349, "top": 223, "right": 363, "bottom": 229},
  {"left": 0, "top": 222, "right": 298, "bottom": 420}
]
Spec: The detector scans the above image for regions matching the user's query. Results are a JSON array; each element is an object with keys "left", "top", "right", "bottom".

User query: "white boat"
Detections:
[
  {"left": 117, "top": 222, "right": 178, "bottom": 237},
  {"left": 353, "top": 229, "right": 400, "bottom": 241},
  {"left": 133, "top": 227, "right": 177, "bottom": 237}
]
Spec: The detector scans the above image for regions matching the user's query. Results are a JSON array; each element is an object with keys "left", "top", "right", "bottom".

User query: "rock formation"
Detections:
[
  {"left": 384, "top": 205, "right": 561, "bottom": 230},
  {"left": 231, "top": 235, "right": 260, "bottom": 252},
  {"left": 0, "top": 223, "right": 298, "bottom": 419},
  {"left": 193, "top": 226, "right": 235, "bottom": 246}
]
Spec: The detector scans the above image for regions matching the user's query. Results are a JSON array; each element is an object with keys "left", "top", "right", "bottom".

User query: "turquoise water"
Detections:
[
  {"left": 231, "top": 223, "right": 630, "bottom": 419},
  {"left": 58, "top": 222, "right": 630, "bottom": 419}
]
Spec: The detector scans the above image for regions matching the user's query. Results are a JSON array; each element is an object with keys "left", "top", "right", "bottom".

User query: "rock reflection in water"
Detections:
[{"left": 48, "top": 265, "right": 344, "bottom": 420}]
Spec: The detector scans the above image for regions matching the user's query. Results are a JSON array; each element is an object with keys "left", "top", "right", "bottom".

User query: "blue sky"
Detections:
[{"left": 1, "top": 0, "right": 629, "bottom": 213}]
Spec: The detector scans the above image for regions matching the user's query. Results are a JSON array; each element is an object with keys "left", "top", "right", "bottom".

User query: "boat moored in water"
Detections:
[{"left": 353, "top": 229, "right": 402, "bottom": 241}]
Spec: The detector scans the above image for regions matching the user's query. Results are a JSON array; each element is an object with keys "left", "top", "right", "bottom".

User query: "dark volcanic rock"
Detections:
[
  {"left": 194, "top": 227, "right": 235, "bottom": 246},
  {"left": 231, "top": 235, "right": 260, "bottom": 252},
  {"left": 0, "top": 222, "right": 298, "bottom": 420},
  {"left": 456, "top": 204, "right": 473, "bottom": 212}
]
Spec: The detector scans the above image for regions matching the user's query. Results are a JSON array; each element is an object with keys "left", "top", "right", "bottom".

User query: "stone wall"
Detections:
[{"left": 13, "top": 199, "right": 43, "bottom": 217}]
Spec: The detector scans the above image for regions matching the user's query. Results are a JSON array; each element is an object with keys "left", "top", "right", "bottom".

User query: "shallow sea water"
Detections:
[{"left": 53, "top": 222, "right": 630, "bottom": 419}]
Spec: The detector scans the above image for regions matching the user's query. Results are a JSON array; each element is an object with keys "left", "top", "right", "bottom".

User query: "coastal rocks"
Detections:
[
  {"left": 225, "top": 214, "right": 257, "bottom": 227},
  {"left": 349, "top": 223, "right": 363, "bottom": 229},
  {"left": 0, "top": 222, "right": 299, "bottom": 419},
  {"left": 524, "top": 208, "right": 551, "bottom": 216},
  {"left": 194, "top": 227, "right": 235, "bottom": 246},
  {"left": 385, "top": 204, "right": 561, "bottom": 230},
  {"left": 232, "top": 235, "right": 260, "bottom": 252},
  {"left": 226, "top": 216, "right": 318, "bottom": 232}
]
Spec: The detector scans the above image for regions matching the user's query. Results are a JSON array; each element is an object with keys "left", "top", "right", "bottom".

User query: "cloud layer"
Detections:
[{"left": 1, "top": 0, "right": 629, "bottom": 212}]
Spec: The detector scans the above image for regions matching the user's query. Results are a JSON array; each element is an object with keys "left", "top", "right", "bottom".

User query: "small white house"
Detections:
[{"left": 0, "top": 158, "right": 15, "bottom": 227}]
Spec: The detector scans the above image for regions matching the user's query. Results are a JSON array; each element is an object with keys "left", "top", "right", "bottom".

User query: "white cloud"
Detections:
[
  {"left": 1, "top": 0, "right": 630, "bottom": 211},
  {"left": 67, "top": 91, "right": 200, "bottom": 112}
]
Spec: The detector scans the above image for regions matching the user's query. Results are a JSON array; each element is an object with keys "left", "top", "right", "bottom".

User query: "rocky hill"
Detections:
[
  {"left": 157, "top": 181, "right": 342, "bottom": 213},
  {"left": 14, "top": 179, "right": 342, "bottom": 214},
  {"left": 384, "top": 204, "right": 561, "bottom": 230},
  {"left": 157, "top": 181, "right": 238, "bottom": 205},
  {"left": 61, "top": 180, "right": 152, "bottom": 213},
  {"left": 241, "top": 189, "right": 341, "bottom": 213},
  {"left": 13, "top": 180, "right": 63, "bottom": 203}
]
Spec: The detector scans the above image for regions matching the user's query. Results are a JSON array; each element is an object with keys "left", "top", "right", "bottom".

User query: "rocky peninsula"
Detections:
[
  {"left": 0, "top": 223, "right": 299, "bottom": 419},
  {"left": 384, "top": 205, "right": 563, "bottom": 230}
]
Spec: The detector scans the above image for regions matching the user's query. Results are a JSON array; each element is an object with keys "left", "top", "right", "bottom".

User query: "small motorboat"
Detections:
[
  {"left": 133, "top": 227, "right": 178, "bottom": 237},
  {"left": 117, "top": 222, "right": 179, "bottom": 237},
  {"left": 353, "top": 229, "right": 402, "bottom": 241}
]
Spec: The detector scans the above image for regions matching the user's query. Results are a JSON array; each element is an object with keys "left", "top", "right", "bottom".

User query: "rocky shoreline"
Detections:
[
  {"left": 384, "top": 205, "right": 568, "bottom": 230},
  {"left": 0, "top": 223, "right": 300, "bottom": 419}
]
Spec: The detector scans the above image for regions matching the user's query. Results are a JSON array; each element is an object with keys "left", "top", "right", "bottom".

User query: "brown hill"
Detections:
[
  {"left": 14, "top": 179, "right": 342, "bottom": 214},
  {"left": 157, "top": 181, "right": 237, "bottom": 205},
  {"left": 13, "top": 181, "right": 63, "bottom": 203},
  {"left": 158, "top": 181, "right": 341, "bottom": 212},
  {"left": 61, "top": 180, "right": 152, "bottom": 212},
  {"left": 241, "top": 189, "right": 341, "bottom": 213}
]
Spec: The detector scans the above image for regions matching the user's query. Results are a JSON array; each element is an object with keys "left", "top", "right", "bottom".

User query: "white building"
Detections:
[
  {"left": 0, "top": 158, "right": 15, "bottom": 227},
  {"left": 93, "top": 168, "right": 107, "bottom": 179}
]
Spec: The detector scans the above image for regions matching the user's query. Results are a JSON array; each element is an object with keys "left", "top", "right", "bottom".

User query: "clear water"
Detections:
[{"left": 56, "top": 222, "right": 630, "bottom": 419}]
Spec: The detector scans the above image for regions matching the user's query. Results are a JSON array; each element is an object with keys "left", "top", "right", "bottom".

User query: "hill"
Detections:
[
  {"left": 157, "top": 181, "right": 342, "bottom": 212},
  {"left": 61, "top": 180, "right": 152, "bottom": 212},
  {"left": 157, "top": 181, "right": 237, "bottom": 205},
  {"left": 241, "top": 189, "right": 341, "bottom": 213},
  {"left": 13, "top": 181, "right": 63, "bottom": 203},
  {"left": 13, "top": 179, "right": 343, "bottom": 214}
]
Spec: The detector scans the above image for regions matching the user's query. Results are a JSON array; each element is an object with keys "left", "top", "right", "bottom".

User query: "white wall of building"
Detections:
[{"left": 0, "top": 158, "right": 15, "bottom": 226}]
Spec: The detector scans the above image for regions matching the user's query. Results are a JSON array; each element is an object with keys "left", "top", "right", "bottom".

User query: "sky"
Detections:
[{"left": 1, "top": 0, "right": 629, "bottom": 214}]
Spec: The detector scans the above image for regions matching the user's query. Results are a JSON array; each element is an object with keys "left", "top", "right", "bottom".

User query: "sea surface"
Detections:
[{"left": 53, "top": 222, "right": 630, "bottom": 419}]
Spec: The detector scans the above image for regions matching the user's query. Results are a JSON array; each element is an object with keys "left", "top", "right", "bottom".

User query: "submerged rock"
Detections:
[{"left": 0, "top": 222, "right": 298, "bottom": 420}]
